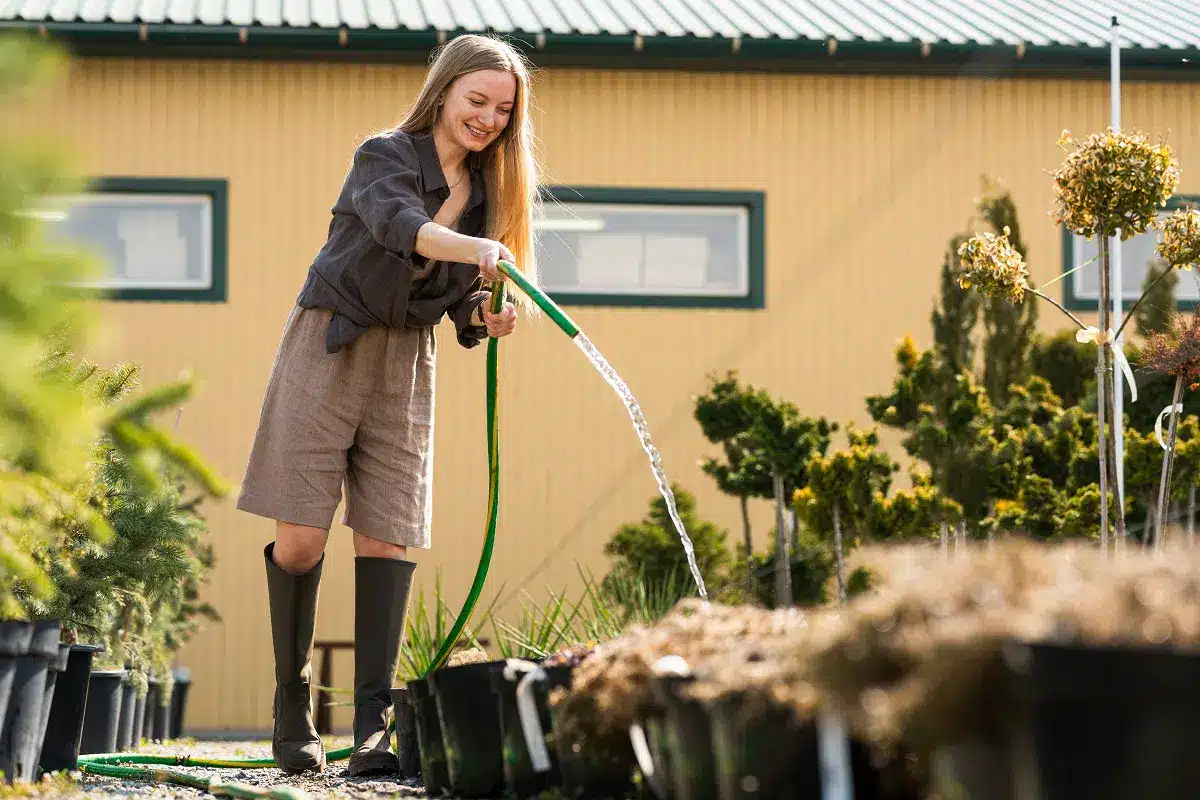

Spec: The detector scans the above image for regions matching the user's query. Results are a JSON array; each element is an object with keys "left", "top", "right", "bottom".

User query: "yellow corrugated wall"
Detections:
[{"left": 6, "top": 54, "right": 1200, "bottom": 730}]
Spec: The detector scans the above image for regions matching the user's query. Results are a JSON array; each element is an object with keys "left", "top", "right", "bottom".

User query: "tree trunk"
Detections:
[
  {"left": 1096, "top": 236, "right": 1111, "bottom": 554},
  {"left": 740, "top": 495, "right": 754, "bottom": 596},
  {"left": 939, "top": 521, "right": 949, "bottom": 558},
  {"left": 955, "top": 520, "right": 966, "bottom": 553},
  {"left": 1189, "top": 487, "right": 1196, "bottom": 548},
  {"left": 1155, "top": 375, "right": 1185, "bottom": 554},
  {"left": 833, "top": 502, "right": 847, "bottom": 605},
  {"left": 1142, "top": 500, "right": 1153, "bottom": 552},
  {"left": 772, "top": 470, "right": 792, "bottom": 608},
  {"left": 1104, "top": 341, "right": 1126, "bottom": 548}
]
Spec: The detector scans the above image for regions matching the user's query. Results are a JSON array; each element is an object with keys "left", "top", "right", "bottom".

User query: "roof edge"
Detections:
[{"left": 3, "top": 22, "right": 1200, "bottom": 79}]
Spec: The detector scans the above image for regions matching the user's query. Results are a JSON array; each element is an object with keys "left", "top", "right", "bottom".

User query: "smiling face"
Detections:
[{"left": 437, "top": 69, "right": 517, "bottom": 154}]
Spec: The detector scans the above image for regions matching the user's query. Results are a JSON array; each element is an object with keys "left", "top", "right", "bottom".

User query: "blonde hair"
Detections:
[{"left": 395, "top": 34, "right": 542, "bottom": 314}]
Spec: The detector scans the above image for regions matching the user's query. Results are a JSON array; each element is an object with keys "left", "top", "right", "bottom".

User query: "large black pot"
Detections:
[
  {"left": 650, "top": 674, "right": 715, "bottom": 800},
  {"left": 79, "top": 670, "right": 126, "bottom": 755},
  {"left": 1006, "top": 641, "right": 1200, "bottom": 800},
  {"left": 39, "top": 643, "right": 104, "bottom": 773},
  {"left": 152, "top": 681, "right": 172, "bottom": 743},
  {"left": 490, "top": 662, "right": 559, "bottom": 797},
  {"left": 0, "top": 622, "right": 33, "bottom": 753},
  {"left": 706, "top": 691, "right": 820, "bottom": 800},
  {"left": 543, "top": 664, "right": 635, "bottom": 800},
  {"left": 169, "top": 669, "right": 190, "bottom": 739},
  {"left": 115, "top": 673, "right": 136, "bottom": 752},
  {"left": 33, "top": 644, "right": 71, "bottom": 769},
  {"left": 130, "top": 684, "right": 147, "bottom": 747},
  {"left": 141, "top": 678, "right": 159, "bottom": 743},
  {"left": 0, "top": 621, "right": 61, "bottom": 782},
  {"left": 429, "top": 661, "right": 505, "bottom": 797},
  {"left": 408, "top": 678, "right": 447, "bottom": 796},
  {"left": 390, "top": 687, "right": 420, "bottom": 778}
]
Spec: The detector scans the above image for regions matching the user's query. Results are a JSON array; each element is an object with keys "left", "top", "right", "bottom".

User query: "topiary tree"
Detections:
[
  {"left": 693, "top": 371, "right": 773, "bottom": 595},
  {"left": 738, "top": 396, "right": 835, "bottom": 607},
  {"left": 1139, "top": 310, "right": 1200, "bottom": 550},
  {"left": 976, "top": 179, "right": 1038, "bottom": 407},
  {"left": 930, "top": 232, "right": 979, "bottom": 381},
  {"left": 793, "top": 426, "right": 895, "bottom": 604}
]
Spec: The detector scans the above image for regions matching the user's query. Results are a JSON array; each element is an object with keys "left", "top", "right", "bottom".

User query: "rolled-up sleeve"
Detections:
[
  {"left": 449, "top": 279, "right": 491, "bottom": 349},
  {"left": 348, "top": 135, "right": 431, "bottom": 258}
]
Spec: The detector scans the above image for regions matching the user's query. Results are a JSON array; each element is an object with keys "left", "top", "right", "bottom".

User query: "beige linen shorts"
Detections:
[{"left": 237, "top": 305, "right": 436, "bottom": 548}]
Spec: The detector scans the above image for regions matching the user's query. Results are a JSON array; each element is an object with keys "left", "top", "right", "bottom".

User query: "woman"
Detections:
[{"left": 237, "top": 33, "right": 542, "bottom": 776}]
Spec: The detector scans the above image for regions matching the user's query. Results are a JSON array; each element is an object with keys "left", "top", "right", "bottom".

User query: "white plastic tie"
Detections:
[
  {"left": 505, "top": 659, "right": 552, "bottom": 773},
  {"left": 1077, "top": 326, "right": 1138, "bottom": 402},
  {"left": 1156, "top": 403, "right": 1185, "bottom": 450},
  {"left": 817, "top": 710, "right": 853, "bottom": 800}
]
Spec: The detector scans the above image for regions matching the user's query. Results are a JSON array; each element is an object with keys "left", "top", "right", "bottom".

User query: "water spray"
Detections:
[{"left": 73, "top": 259, "right": 706, "bottom": 796}]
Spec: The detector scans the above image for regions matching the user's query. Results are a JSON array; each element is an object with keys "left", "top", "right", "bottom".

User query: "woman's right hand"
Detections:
[{"left": 475, "top": 238, "right": 514, "bottom": 282}]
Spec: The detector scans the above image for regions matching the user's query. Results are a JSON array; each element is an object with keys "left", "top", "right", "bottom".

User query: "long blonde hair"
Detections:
[{"left": 395, "top": 34, "right": 542, "bottom": 314}]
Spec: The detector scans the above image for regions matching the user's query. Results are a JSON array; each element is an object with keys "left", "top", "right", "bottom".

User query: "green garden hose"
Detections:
[{"left": 74, "top": 263, "right": 580, "bottom": 796}]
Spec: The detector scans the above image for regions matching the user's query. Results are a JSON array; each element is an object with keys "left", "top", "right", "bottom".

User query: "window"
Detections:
[
  {"left": 1062, "top": 195, "right": 1200, "bottom": 311},
  {"left": 535, "top": 187, "right": 764, "bottom": 308},
  {"left": 40, "top": 178, "right": 228, "bottom": 302}
]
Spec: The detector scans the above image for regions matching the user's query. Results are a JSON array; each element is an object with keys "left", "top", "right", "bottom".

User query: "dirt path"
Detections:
[{"left": 19, "top": 737, "right": 435, "bottom": 799}]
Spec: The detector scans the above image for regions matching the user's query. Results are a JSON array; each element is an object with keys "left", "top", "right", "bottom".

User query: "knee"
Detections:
[{"left": 272, "top": 523, "right": 328, "bottom": 575}]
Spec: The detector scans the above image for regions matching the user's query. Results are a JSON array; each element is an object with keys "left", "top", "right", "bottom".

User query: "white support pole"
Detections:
[{"left": 1111, "top": 15, "right": 1126, "bottom": 517}]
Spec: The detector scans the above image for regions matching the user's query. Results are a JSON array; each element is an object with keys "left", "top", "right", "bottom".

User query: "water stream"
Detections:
[{"left": 574, "top": 333, "right": 708, "bottom": 601}]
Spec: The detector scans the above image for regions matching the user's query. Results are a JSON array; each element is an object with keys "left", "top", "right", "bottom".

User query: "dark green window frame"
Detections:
[
  {"left": 1062, "top": 194, "right": 1200, "bottom": 312},
  {"left": 536, "top": 186, "right": 765, "bottom": 309},
  {"left": 68, "top": 177, "right": 229, "bottom": 303}
]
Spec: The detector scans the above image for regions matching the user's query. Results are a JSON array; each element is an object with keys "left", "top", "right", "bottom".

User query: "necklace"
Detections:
[{"left": 447, "top": 168, "right": 467, "bottom": 189}]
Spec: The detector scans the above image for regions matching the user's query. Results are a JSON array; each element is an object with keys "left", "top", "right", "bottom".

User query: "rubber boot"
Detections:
[
  {"left": 264, "top": 542, "right": 326, "bottom": 774},
  {"left": 346, "top": 556, "right": 416, "bottom": 777}
]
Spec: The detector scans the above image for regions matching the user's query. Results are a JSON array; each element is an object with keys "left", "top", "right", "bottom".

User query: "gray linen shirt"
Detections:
[{"left": 296, "top": 128, "right": 492, "bottom": 354}]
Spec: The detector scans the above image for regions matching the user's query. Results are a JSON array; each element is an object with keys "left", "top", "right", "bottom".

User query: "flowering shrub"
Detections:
[{"left": 1050, "top": 128, "right": 1179, "bottom": 240}]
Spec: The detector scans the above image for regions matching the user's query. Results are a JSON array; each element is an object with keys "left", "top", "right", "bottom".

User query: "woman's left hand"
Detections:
[{"left": 483, "top": 302, "right": 517, "bottom": 337}]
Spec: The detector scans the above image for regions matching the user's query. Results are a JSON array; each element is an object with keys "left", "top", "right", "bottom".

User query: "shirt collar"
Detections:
[{"left": 411, "top": 131, "right": 485, "bottom": 212}]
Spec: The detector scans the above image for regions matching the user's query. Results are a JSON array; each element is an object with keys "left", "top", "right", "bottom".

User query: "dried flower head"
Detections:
[
  {"left": 1141, "top": 311, "right": 1200, "bottom": 379},
  {"left": 956, "top": 226, "right": 1029, "bottom": 303},
  {"left": 1050, "top": 128, "right": 1180, "bottom": 239},
  {"left": 1156, "top": 208, "right": 1200, "bottom": 270}
]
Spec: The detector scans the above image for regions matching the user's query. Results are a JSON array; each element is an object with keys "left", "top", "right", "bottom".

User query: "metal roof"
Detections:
[{"left": 3, "top": 0, "right": 1199, "bottom": 69}]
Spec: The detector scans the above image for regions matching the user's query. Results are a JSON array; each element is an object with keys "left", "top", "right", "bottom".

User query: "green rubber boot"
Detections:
[
  {"left": 264, "top": 543, "right": 327, "bottom": 774},
  {"left": 346, "top": 556, "right": 416, "bottom": 777}
]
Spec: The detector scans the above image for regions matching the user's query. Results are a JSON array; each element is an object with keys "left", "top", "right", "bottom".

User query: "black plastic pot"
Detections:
[
  {"left": 390, "top": 687, "right": 420, "bottom": 779},
  {"left": 544, "top": 664, "right": 635, "bottom": 800},
  {"left": 142, "top": 679, "right": 159, "bottom": 743},
  {"left": 490, "top": 664, "right": 559, "bottom": 797},
  {"left": 706, "top": 692, "right": 820, "bottom": 800},
  {"left": 115, "top": 675, "right": 136, "bottom": 752},
  {"left": 639, "top": 714, "right": 674, "bottom": 800},
  {"left": 169, "top": 671, "right": 190, "bottom": 739},
  {"left": 79, "top": 670, "right": 126, "bottom": 755},
  {"left": 131, "top": 688, "right": 146, "bottom": 747},
  {"left": 39, "top": 643, "right": 104, "bottom": 773},
  {"left": 152, "top": 681, "right": 172, "bottom": 743},
  {"left": 0, "top": 620, "right": 61, "bottom": 782},
  {"left": 429, "top": 661, "right": 504, "bottom": 797},
  {"left": 651, "top": 675, "right": 715, "bottom": 800},
  {"left": 1007, "top": 641, "right": 1200, "bottom": 800},
  {"left": 0, "top": 622, "right": 33, "bottom": 753},
  {"left": 408, "top": 678, "right": 448, "bottom": 795},
  {"left": 33, "top": 643, "right": 71, "bottom": 769}
]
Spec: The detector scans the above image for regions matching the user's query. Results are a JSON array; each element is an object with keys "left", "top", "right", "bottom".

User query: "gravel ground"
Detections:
[{"left": 15, "top": 737, "right": 434, "bottom": 799}]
